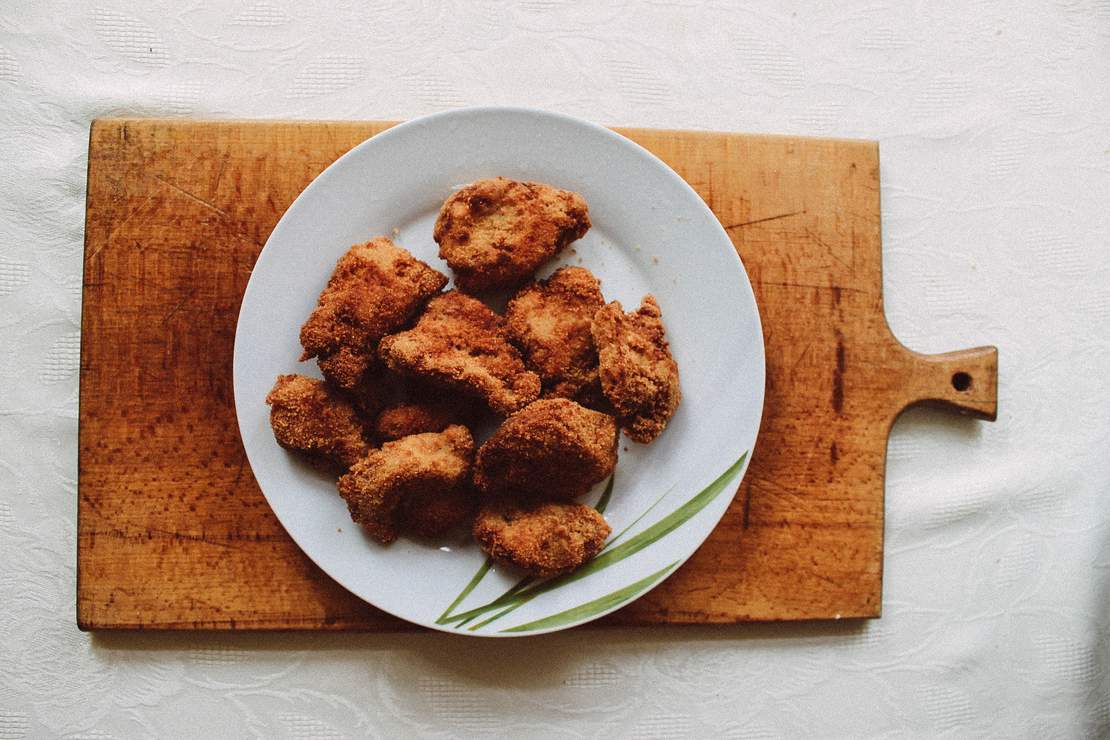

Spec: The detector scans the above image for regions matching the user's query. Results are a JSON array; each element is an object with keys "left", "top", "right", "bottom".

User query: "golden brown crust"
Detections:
[
  {"left": 299, "top": 237, "right": 448, "bottom": 390},
  {"left": 505, "top": 266, "right": 605, "bottom": 405},
  {"left": 433, "top": 178, "right": 590, "bottom": 293},
  {"left": 336, "top": 425, "right": 474, "bottom": 544},
  {"left": 473, "top": 398, "right": 618, "bottom": 500},
  {"left": 543, "top": 377, "right": 610, "bottom": 412},
  {"left": 265, "top": 374, "right": 370, "bottom": 468},
  {"left": 373, "top": 395, "right": 474, "bottom": 442},
  {"left": 592, "top": 296, "right": 681, "bottom": 443},
  {"left": 473, "top": 500, "right": 610, "bottom": 577},
  {"left": 314, "top": 348, "right": 371, "bottom": 394},
  {"left": 378, "top": 291, "right": 541, "bottom": 416},
  {"left": 347, "top": 363, "right": 396, "bottom": 420},
  {"left": 397, "top": 483, "right": 476, "bottom": 539}
]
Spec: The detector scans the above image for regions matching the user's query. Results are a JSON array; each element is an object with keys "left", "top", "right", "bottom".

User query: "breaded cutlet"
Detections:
[
  {"left": 337, "top": 425, "right": 474, "bottom": 544},
  {"left": 378, "top": 291, "right": 540, "bottom": 416},
  {"left": 434, "top": 178, "right": 590, "bottom": 293},
  {"left": 473, "top": 499, "right": 610, "bottom": 577},
  {"left": 505, "top": 266, "right": 606, "bottom": 406},
  {"left": 300, "top": 237, "right": 447, "bottom": 390},
  {"left": 592, "top": 295, "right": 680, "bottom": 444},
  {"left": 473, "top": 398, "right": 618, "bottom": 500},
  {"left": 265, "top": 374, "right": 370, "bottom": 468}
]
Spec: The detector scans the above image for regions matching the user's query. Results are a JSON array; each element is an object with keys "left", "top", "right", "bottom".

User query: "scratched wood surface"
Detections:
[{"left": 78, "top": 119, "right": 997, "bottom": 630}]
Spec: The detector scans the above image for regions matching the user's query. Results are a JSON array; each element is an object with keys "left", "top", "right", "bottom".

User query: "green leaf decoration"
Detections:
[
  {"left": 600, "top": 479, "right": 675, "bottom": 551},
  {"left": 441, "top": 582, "right": 531, "bottom": 626},
  {"left": 563, "top": 449, "right": 747, "bottom": 582},
  {"left": 595, "top": 475, "right": 615, "bottom": 514},
  {"left": 440, "top": 450, "right": 748, "bottom": 629},
  {"left": 435, "top": 558, "right": 492, "bottom": 624},
  {"left": 468, "top": 600, "right": 526, "bottom": 631},
  {"left": 500, "top": 561, "right": 680, "bottom": 633}
]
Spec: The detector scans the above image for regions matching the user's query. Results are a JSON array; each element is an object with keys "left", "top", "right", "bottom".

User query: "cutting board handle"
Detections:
[{"left": 901, "top": 345, "right": 998, "bottom": 421}]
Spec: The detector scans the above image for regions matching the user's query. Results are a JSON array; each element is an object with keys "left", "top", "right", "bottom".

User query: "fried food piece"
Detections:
[
  {"left": 505, "top": 266, "right": 605, "bottom": 404},
  {"left": 473, "top": 500, "right": 610, "bottom": 577},
  {"left": 397, "top": 483, "right": 476, "bottom": 539},
  {"left": 348, "top": 363, "right": 395, "bottom": 420},
  {"left": 300, "top": 237, "right": 447, "bottom": 390},
  {"left": 265, "top": 374, "right": 370, "bottom": 468},
  {"left": 378, "top": 291, "right": 541, "bottom": 416},
  {"left": 337, "top": 425, "right": 474, "bottom": 544},
  {"left": 372, "top": 378, "right": 479, "bottom": 441},
  {"left": 592, "top": 296, "right": 680, "bottom": 444},
  {"left": 314, "top": 349, "right": 367, "bottom": 393},
  {"left": 434, "top": 177, "right": 591, "bottom": 293},
  {"left": 552, "top": 377, "right": 611, "bottom": 413},
  {"left": 473, "top": 398, "right": 618, "bottom": 500},
  {"left": 373, "top": 396, "right": 474, "bottom": 441}
]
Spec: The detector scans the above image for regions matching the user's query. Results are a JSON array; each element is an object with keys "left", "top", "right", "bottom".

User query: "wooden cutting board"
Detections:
[{"left": 78, "top": 119, "right": 997, "bottom": 630}]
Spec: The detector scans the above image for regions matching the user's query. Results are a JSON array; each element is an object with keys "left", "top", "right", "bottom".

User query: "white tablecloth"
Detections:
[{"left": 2, "top": 2, "right": 1108, "bottom": 737}]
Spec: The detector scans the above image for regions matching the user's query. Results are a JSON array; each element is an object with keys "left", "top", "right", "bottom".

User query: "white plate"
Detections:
[{"left": 233, "top": 107, "right": 765, "bottom": 636}]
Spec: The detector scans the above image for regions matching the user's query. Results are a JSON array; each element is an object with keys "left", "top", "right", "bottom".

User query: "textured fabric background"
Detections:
[{"left": 2, "top": 1, "right": 1109, "bottom": 737}]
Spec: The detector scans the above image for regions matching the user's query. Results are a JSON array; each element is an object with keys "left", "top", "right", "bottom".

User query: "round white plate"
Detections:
[{"left": 234, "top": 107, "right": 765, "bottom": 636}]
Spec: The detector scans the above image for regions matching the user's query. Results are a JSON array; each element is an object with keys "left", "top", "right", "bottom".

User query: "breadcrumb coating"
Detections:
[
  {"left": 337, "top": 425, "right": 474, "bottom": 544},
  {"left": 592, "top": 295, "right": 680, "bottom": 443},
  {"left": 505, "top": 266, "right": 606, "bottom": 405},
  {"left": 473, "top": 499, "right": 610, "bottom": 577},
  {"left": 473, "top": 398, "right": 618, "bottom": 500},
  {"left": 397, "top": 483, "right": 476, "bottom": 539},
  {"left": 300, "top": 237, "right": 447, "bottom": 389},
  {"left": 378, "top": 291, "right": 540, "bottom": 416},
  {"left": 265, "top": 374, "right": 370, "bottom": 468},
  {"left": 434, "top": 177, "right": 590, "bottom": 292}
]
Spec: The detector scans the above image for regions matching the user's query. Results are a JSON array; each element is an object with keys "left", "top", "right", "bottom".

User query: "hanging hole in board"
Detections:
[{"left": 951, "top": 371, "right": 972, "bottom": 392}]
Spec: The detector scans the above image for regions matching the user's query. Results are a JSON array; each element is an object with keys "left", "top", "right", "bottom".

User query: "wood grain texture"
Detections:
[{"left": 78, "top": 119, "right": 997, "bottom": 630}]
